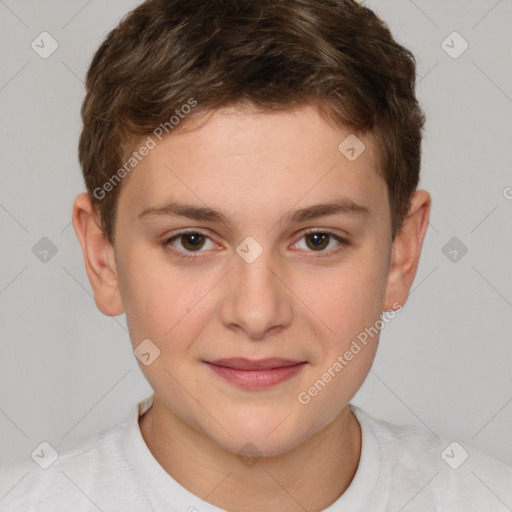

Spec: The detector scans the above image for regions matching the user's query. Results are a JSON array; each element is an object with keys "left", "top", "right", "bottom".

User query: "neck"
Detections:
[{"left": 139, "top": 395, "right": 361, "bottom": 512}]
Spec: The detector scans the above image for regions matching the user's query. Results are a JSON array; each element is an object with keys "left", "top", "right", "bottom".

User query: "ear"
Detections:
[
  {"left": 72, "top": 193, "right": 124, "bottom": 316},
  {"left": 383, "top": 190, "right": 431, "bottom": 311}
]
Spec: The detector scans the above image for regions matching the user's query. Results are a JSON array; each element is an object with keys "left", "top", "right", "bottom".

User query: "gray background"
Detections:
[{"left": 0, "top": 0, "right": 511, "bottom": 472}]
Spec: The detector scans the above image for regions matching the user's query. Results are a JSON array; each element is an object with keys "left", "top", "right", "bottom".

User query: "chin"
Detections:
[
  {"left": 206, "top": 412, "right": 307, "bottom": 458},
  {"left": 225, "top": 433, "right": 302, "bottom": 459}
]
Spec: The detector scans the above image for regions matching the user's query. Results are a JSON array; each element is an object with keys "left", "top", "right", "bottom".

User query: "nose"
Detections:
[{"left": 220, "top": 247, "right": 293, "bottom": 340}]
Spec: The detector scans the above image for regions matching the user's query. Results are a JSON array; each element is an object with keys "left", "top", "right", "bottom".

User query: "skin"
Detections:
[{"left": 72, "top": 104, "right": 430, "bottom": 511}]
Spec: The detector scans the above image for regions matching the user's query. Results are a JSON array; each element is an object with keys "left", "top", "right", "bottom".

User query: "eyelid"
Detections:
[
  {"left": 162, "top": 227, "right": 350, "bottom": 259},
  {"left": 162, "top": 228, "right": 220, "bottom": 250},
  {"left": 292, "top": 228, "right": 350, "bottom": 257},
  {"left": 300, "top": 227, "right": 350, "bottom": 241}
]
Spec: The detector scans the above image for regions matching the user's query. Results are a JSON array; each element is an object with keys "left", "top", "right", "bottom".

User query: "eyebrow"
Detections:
[{"left": 137, "top": 197, "right": 370, "bottom": 227}]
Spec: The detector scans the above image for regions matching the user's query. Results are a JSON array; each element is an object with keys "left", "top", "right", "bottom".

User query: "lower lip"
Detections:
[{"left": 204, "top": 362, "right": 306, "bottom": 390}]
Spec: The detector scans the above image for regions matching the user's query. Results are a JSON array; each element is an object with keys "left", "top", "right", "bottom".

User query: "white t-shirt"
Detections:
[{"left": 1, "top": 394, "right": 511, "bottom": 511}]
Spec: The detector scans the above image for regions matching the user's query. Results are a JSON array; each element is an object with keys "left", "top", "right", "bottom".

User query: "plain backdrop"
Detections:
[{"left": 0, "top": 0, "right": 511, "bottom": 469}]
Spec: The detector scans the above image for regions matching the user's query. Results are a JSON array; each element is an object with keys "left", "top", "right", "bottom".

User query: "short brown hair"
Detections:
[{"left": 79, "top": 0, "right": 425, "bottom": 244}]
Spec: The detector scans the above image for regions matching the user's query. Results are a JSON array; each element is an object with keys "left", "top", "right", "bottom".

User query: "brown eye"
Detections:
[
  {"left": 305, "top": 232, "right": 330, "bottom": 251},
  {"left": 177, "top": 233, "right": 206, "bottom": 252},
  {"left": 294, "top": 230, "right": 349, "bottom": 256},
  {"left": 163, "top": 230, "right": 217, "bottom": 258}
]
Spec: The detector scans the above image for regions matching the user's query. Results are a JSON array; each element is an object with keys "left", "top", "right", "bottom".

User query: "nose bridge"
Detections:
[{"left": 221, "top": 240, "right": 292, "bottom": 338}]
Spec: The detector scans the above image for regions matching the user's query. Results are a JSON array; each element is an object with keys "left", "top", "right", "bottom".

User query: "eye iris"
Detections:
[
  {"left": 176, "top": 233, "right": 334, "bottom": 253},
  {"left": 306, "top": 233, "right": 329, "bottom": 251},
  {"left": 181, "top": 233, "right": 205, "bottom": 251}
]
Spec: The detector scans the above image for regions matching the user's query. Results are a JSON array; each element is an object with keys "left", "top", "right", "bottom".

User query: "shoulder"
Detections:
[
  {"left": 351, "top": 405, "right": 512, "bottom": 510},
  {"left": 0, "top": 421, "right": 146, "bottom": 511}
]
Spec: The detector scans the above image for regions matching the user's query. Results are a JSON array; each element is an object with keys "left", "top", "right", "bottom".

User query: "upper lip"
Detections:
[{"left": 205, "top": 358, "right": 305, "bottom": 371}]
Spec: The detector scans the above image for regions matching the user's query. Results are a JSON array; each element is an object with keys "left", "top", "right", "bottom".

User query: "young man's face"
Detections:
[{"left": 74, "top": 104, "right": 429, "bottom": 457}]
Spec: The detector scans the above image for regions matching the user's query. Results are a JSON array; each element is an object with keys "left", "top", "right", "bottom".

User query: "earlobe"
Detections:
[
  {"left": 72, "top": 193, "right": 124, "bottom": 317},
  {"left": 383, "top": 190, "right": 431, "bottom": 311}
]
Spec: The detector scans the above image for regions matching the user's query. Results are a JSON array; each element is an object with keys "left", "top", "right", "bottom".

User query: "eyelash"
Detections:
[{"left": 161, "top": 228, "right": 350, "bottom": 260}]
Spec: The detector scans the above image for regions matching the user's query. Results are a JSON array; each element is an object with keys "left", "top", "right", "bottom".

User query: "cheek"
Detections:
[
  {"left": 121, "top": 254, "right": 221, "bottom": 360},
  {"left": 294, "top": 260, "right": 385, "bottom": 424},
  {"left": 117, "top": 248, "right": 189, "bottom": 345},
  {"left": 299, "top": 249, "right": 388, "bottom": 343}
]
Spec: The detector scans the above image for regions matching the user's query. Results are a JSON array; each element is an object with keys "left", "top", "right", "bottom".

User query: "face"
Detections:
[{"left": 94, "top": 105, "right": 401, "bottom": 456}]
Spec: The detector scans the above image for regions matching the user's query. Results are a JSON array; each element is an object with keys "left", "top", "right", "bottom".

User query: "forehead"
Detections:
[{"left": 117, "top": 105, "right": 387, "bottom": 227}]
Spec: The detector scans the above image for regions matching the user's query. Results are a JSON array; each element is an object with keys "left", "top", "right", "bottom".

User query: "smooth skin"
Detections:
[{"left": 73, "top": 104, "right": 431, "bottom": 511}]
